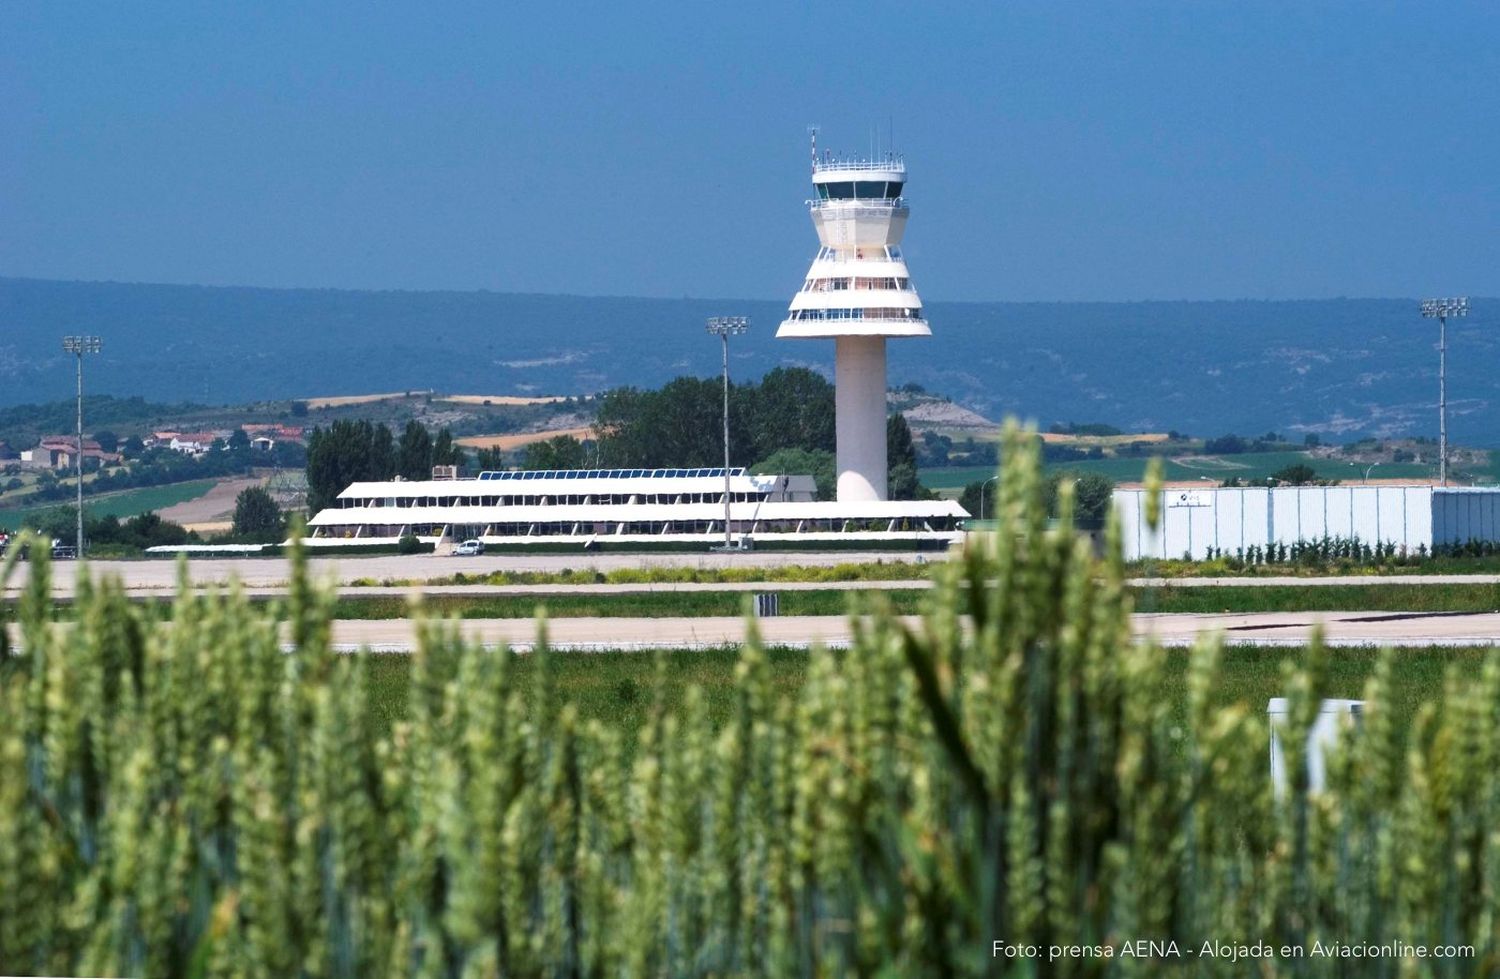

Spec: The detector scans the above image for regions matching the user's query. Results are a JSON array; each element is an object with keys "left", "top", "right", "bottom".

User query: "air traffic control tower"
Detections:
[{"left": 777, "top": 148, "right": 929, "bottom": 502}]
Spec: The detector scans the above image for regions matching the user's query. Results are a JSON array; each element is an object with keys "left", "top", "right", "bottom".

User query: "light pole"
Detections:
[
  {"left": 706, "top": 316, "right": 749, "bottom": 550},
  {"left": 1420, "top": 297, "right": 1467, "bottom": 486},
  {"left": 62, "top": 335, "right": 102, "bottom": 556},
  {"left": 1350, "top": 461, "right": 1378, "bottom": 484},
  {"left": 978, "top": 474, "right": 1000, "bottom": 521}
]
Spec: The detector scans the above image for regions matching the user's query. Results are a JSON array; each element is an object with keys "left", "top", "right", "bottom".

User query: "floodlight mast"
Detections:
[
  {"left": 1420, "top": 297, "right": 1468, "bottom": 486},
  {"left": 706, "top": 316, "right": 749, "bottom": 550},
  {"left": 61, "top": 335, "right": 103, "bottom": 556}
]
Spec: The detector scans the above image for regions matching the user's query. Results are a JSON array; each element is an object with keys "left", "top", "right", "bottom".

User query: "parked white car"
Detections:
[{"left": 452, "top": 539, "right": 484, "bottom": 556}]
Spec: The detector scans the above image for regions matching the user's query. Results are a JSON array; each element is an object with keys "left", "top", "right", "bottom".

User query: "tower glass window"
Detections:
[{"left": 816, "top": 180, "right": 905, "bottom": 201}]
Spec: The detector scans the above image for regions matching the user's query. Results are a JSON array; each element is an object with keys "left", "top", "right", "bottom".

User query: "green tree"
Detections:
[
  {"left": 958, "top": 479, "right": 995, "bottom": 519},
  {"left": 596, "top": 371, "right": 832, "bottom": 470},
  {"left": 919, "top": 431, "right": 951, "bottom": 467},
  {"left": 473, "top": 446, "right": 506, "bottom": 472},
  {"left": 747, "top": 366, "right": 835, "bottom": 459},
  {"left": 522, "top": 435, "right": 588, "bottom": 471},
  {"left": 21, "top": 505, "right": 79, "bottom": 546},
  {"left": 396, "top": 421, "right": 433, "bottom": 481},
  {"left": 92, "top": 430, "right": 119, "bottom": 453},
  {"left": 306, "top": 420, "right": 392, "bottom": 512},
  {"left": 227, "top": 428, "right": 251, "bottom": 451},
  {"left": 232, "top": 486, "right": 283, "bottom": 540},
  {"left": 369, "top": 422, "right": 395, "bottom": 480},
  {"left": 596, "top": 378, "right": 738, "bottom": 468},
  {"left": 1061, "top": 470, "right": 1115, "bottom": 527},
  {"left": 751, "top": 447, "right": 835, "bottom": 500},
  {"left": 594, "top": 387, "right": 648, "bottom": 466},
  {"left": 887, "top": 412, "right": 924, "bottom": 500},
  {"left": 431, "top": 427, "right": 467, "bottom": 470},
  {"left": 1270, "top": 463, "right": 1320, "bottom": 486},
  {"left": 121, "top": 511, "right": 191, "bottom": 548}
]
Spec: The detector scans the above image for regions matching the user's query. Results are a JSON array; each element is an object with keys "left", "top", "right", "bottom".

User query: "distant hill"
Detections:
[{"left": 2, "top": 277, "right": 1495, "bottom": 441}]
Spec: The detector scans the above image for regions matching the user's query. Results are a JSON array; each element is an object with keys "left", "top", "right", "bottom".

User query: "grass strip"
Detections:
[
  {"left": 362, "top": 559, "right": 940, "bottom": 589},
  {"left": 6, "top": 582, "right": 1500, "bottom": 621},
  {"left": 325, "top": 581, "right": 1500, "bottom": 618},
  {"left": 1137, "top": 582, "right": 1500, "bottom": 614},
  {"left": 360, "top": 643, "right": 1491, "bottom": 745},
  {"left": 335, "top": 590, "right": 929, "bottom": 620}
]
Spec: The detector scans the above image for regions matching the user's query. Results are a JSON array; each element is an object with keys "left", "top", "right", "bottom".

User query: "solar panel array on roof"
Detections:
[{"left": 476, "top": 468, "right": 746, "bottom": 481}]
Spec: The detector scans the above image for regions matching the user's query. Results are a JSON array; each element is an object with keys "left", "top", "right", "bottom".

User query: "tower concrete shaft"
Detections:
[
  {"left": 777, "top": 151, "right": 929, "bottom": 502},
  {"left": 834, "top": 336, "right": 888, "bottom": 500}
]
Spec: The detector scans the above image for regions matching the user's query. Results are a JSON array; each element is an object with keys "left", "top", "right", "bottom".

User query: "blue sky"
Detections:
[{"left": 2, "top": 2, "right": 1496, "bottom": 302}]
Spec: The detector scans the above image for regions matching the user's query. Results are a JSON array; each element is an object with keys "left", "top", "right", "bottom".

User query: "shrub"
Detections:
[
  {"left": 1, "top": 429, "right": 1498, "bottom": 975},
  {"left": 396, "top": 531, "right": 423, "bottom": 555}
]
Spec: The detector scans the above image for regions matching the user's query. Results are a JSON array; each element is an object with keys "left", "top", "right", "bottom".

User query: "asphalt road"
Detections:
[
  {"left": 300, "top": 610, "right": 1500, "bottom": 651},
  {"left": 9, "top": 608, "right": 1499, "bottom": 651}
]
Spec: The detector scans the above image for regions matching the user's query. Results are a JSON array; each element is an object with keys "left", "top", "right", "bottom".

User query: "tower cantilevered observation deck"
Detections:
[{"left": 777, "top": 151, "right": 929, "bottom": 502}]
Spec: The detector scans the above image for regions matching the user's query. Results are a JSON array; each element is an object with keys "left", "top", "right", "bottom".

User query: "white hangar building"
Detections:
[{"left": 1114, "top": 484, "right": 1500, "bottom": 561}]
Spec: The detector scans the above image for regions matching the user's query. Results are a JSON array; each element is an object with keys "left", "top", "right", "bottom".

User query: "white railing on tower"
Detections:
[
  {"left": 808, "top": 197, "right": 908, "bottom": 210},
  {"left": 812, "top": 157, "right": 906, "bottom": 173}
]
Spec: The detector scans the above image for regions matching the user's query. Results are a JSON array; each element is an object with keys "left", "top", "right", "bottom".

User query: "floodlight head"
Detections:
[
  {"left": 705, "top": 315, "right": 750, "bottom": 336},
  {"left": 1420, "top": 297, "right": 1469, "bottom": 319},
  {"left": 62, "top": 335, "right": 103, "bottom": 354}
]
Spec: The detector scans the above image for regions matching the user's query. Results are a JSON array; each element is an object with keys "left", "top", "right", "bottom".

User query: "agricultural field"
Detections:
[
  {"left": 456, "top": 426, "right": 594, "bottom": 451},
  {"left": 303, "top": 391, "right": 433, "bottom": 409},
  {"left": 440, "top": 394, "right": 572, "bottom": 406},
  {"left": 1037, "top": 430, "right": 1171, "bottom": 447},
  {"left": 0, "top": 478, "right": 217, "bottom": 530},
  {"left": 7, "top": 434, "right": 1497, "bottom": 974}
]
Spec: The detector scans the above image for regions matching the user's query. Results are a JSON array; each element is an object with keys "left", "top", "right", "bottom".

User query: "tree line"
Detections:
[
  {"left": 306, "top": 367, "right": 930, "bottom": 509},
  {"left": 593, "top": 368, "right": 924, "bottom": 499},
  {"left": 305, "top": 421, "right": 468, "bottom": 512}
]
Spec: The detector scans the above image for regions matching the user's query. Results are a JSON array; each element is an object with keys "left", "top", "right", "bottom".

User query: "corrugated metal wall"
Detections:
[
  {"left": 1112, "top": 485, "right": 1465, "bottom": 561},
  {"left": 1431, "top": 488, "right": 1500, "bottom": 546}
]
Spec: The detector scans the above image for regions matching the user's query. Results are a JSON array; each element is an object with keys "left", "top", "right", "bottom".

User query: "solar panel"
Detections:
[{"left": 472, "top": 467, "right": 752, "bottom": 483}]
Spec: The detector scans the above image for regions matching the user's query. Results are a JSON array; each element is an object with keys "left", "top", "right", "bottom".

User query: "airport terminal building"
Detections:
[{"left": 305, "top": 467, "right": 966, "bottom": 549}]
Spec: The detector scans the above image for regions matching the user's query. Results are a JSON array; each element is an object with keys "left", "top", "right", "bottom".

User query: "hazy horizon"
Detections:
[
  {"left": 0, "top": 273, "right": 1484, "bottom": 309},
  {"left": 4, "top": 3, "right": 1497, "bottom": 303}
]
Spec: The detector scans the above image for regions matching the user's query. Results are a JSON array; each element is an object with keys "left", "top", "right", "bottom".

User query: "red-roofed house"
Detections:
[{"left": 21, "top": 436, "right": 121, "bottom": 469}]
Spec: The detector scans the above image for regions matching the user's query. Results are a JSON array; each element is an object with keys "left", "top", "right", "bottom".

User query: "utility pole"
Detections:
[
  {"left": 62, "top": 335, "right": 102, "bottom": 556},
  {"left": 706, "top": 316, "right": 749, "bottom": 550},
  {"left": 1420, "top": 297, "right": 1468, "bottom": 486}
]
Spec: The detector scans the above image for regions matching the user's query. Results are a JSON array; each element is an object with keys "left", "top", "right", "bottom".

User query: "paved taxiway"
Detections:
[
  {"left": 294, "top": 610, "right": 1500, "bottom": 652},
  {"left": 8, "top": 605, "right": 1499, "bottom": 651}
]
